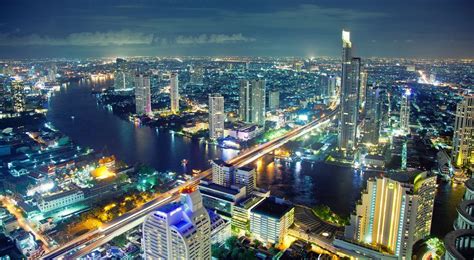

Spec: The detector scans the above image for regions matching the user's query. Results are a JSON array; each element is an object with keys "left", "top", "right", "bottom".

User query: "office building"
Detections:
[
  {"left": 198, "top": 181, "right": 247, "bottom": 217},
  {"left": 339, "top": 171, "right": 436, "bottom": 259},
  {"left": 142, "top": 189, "right": 211, "bottom": 259},
  {"left": 235, "top": 166, "right": 257, "bottom": 194},
  {"left": 400, "top": 88, "right": 411, "bottom": 134},
  {"left": 170, "top": 73, "right": 179, "bottom": 113},
  {"left": 209, "top": 93, "right": 225, "bottom": 140},
  {"left": 11, "top": 80, "right": 25, "bottom": 113},
  {"left": 211, "top": 159, "right": 234, "bottom": 187},
  {"left": 328, "top": 75, "right": 338, "bottom": 99},
  {"left": 239, "top": 79, "right": 266, "bottom": 126},
  {"left": 359, "top": 70, "right": 368, "bottom": 110},
  {"left": 232, "top": 195, "right": 267, "bottom": 233},
  {"left": 338, "top": 30, "right": 361, "bottom": 152},
  {"left": 48, "top": 64, "right": 57, "bottom": 82},
  {"left": 362, "top": 83, "right": 382, "bottom": 144},
  {"left": 452, "top": 95, "right": 474, "bottom": 168},
  {"left": 268, "top": 91, "right": 280, "bottom": 111},
  {"left": 113, "top": 58, "right": 132, "bottom": 90},
  {"left": 134, "top": 73, "right": 151, "bottom": 116},
  {"left": 250, "top": 196, "right": 294, "bottom": 244}
]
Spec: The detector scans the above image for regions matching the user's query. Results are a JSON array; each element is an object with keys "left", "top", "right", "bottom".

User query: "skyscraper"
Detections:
[
  {"left": 11, "top": 80, "right": 25, "bottom": 113},
  {"left": 359, "top": 70, "right": 368, "bottom": 110},
  {"left": 452, "top": 95, "right": 474, "bottom": 167},
  {"left": 170, "top": 73, "right": 179, "bottom": 113},
  {"left": 338, "top": 30, "right": 361, "bottom": 152},
  {"left": 142, "top": 189, "right": 211, "bottom": 259},
  {"left": 239, "top": 79, "right": 266, "bottom": 126},
  {"left": 340, "top": 171, "right": 436, "bottom": 258},
  {"left": 209, "top": 93, "right": 225, "bottom": 140},
  {"left": 327, "top": 75, "right": 338, "bottom": 99},
  {"left": 400, "top": 88, "right": 411, "bottom": 134},
  {"left": 134, "top": 73, "right": 151, "bottom": 116},
  {"left": 362, "top": 83, "right": 382, "bottom": 144},
  {"left": 113, "top": 58, "right": 132, "bottom": 90},
  {"left": 268, "top": 91, "right": 279, "bottom": 111},
  {"left": 48, "top": 64, "right": 57, "bottom": 83}
]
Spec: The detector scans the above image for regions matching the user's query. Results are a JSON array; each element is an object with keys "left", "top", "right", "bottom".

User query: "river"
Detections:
[{"left": 46, "top": 79, "right": 464, "bottom": 238}]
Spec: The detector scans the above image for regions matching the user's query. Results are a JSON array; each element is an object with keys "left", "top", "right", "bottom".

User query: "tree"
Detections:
[{"left": 225, "top": 236, "right": 238, "bottom": 249}]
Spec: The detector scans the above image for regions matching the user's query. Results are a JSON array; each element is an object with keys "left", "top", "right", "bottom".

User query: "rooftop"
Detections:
[{"left": 251, "top": 197, "right": 293, "bottom": 219}]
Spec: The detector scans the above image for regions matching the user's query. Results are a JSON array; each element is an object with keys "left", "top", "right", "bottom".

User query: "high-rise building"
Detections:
[
  {"left": 362, "top": 83, "right": 382, "bottom": 144},
  {"left": 209, "top": 94, "right": 225, "bottom": 140},
  {"left": 235, "top": 166, "right": 257, "bottom": 194},
  {"left": 338, "top": 30, "right": 361, "bottom": 152},
  {"left": 142, "top": 189, "right": 211, "bottom": 259},
  {"left": 191, "top": 66, "right": 204, "bottom": 84},
  {"left": 134, "top": 73, "right": 151, "bottom": 116},
  {"left": 400, "top": 88, "right": 411, "bottom": 134},
  {"left": 11, "top": 80, "right": 25, "bottom": 113},
  {"left": 170, "top": 73, "right": 179, "bottom": 113},
  {"left": 452, "top": 95, "right": 474, "bottom": 168},
  {"left": 444, "top": 178, "right": 474, "bottom": 260},
  {"left": 359, "top": 70, "right": 368, "bottom": 110},
  {"left": 113, "top": 58, "right": 132, "bottom": 90},
  {"left": 211, "top": 159, "right": 234, "bottom": 187},
  {"left": 239, "top": 79, "right": 266, "bottom": 126},
  {"left": 328, "top": 75, "right": 338, "bottom": 99},
  {"left": 250, "top": 197, "right": 294, "bottom": 244},
  {"left": 339, "top": 171, "right": 436, "bottom": 259},
  {"left": 268, "top": 91, "right": 279, "bottom": 111}
]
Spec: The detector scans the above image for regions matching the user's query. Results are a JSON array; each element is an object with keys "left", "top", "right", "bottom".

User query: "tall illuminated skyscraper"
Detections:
[
  {"left": 339, "top": 171, "right": 436, "bottom": 259},
  {"left": 113, "top": 58, "right": 132, "bottom": 90},
  {"left": 134, "top": 73, "right": 151, "bottom": 116},
  {"left": 142, "top": 189, "right": 211, "bottom": 259},
  {"left": 239, "top": 79, "right": 266, "bottom": 126},
  {"left": 338, "top": 30, "right": 361, "bottom": 152},
  {"left": 209, "top": 93, "right": 225, "bottom": 140},
  {"left": 191, "top": 66, "right": 204, "bottom": 84},
  {"left": 400, "top": 88, "right": 411, "bottom": 134},
  {"left": 170, "top": 73, "right": 179, "bottom": 113},
  {"left": 452, "top": 95, "right": 474, "bottom": 167},
  {"left": 11, "top": 80, "right": 25, "bottom": 113},
  {"left": 268, "top": 91, "right": 279, "bottom": 111}
]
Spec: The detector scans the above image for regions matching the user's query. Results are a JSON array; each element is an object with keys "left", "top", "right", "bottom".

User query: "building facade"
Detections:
[
  {"left": 239, "top": 79, "right": 266, "bottom": 126},
  {"left": 170, "top": 73, "right": 180, "bottom": 113},
  {"left": 342, "top": 171, "right": 436, "bottom": 258},
  {"left": 142, "top": 189, "right": 211, "bottom": 259},
  {"left": 12, "top": 80, "right": 25, "bottom": 113},
  {"left": 400, "top": 88, "right": 411, "bottom": 134},
  {"left": 338, "top": 30, "right": 361, "bottom": 152},
  {"left": 209, "top": 93, "right": 225, "bottom": 140},
  {"left": 452, "top": 95, "right": 474, "bottom": 167},
  {"left": 134, "top": 73, "right": 151, "bottom": 116},
  {"left": 235, "top": 166, "right": 257, "bottom": 194}
]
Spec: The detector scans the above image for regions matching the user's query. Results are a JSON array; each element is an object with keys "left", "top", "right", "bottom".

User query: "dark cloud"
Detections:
[{"left": 0, "top": 0, "right": 472, "bottom": 58}]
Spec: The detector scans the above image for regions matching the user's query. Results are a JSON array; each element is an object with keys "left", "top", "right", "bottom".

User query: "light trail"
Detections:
[{"left": 42, "top": 107, "right": 338, "bottom": 259}]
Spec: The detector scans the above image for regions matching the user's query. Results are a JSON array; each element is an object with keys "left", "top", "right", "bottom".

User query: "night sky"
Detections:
[{"left": 0, "top": 0, "right": 472, "bottom": 58}]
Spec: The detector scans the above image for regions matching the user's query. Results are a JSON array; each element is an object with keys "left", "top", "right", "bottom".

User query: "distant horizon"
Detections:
[{"left": 1, "top": 0, "right": 472, "bottom": 59}]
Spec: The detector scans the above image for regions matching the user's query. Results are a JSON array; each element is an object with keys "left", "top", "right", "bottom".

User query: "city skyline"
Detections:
[{"left": 0, "top": 0, "right": 473, "bottom": 59}]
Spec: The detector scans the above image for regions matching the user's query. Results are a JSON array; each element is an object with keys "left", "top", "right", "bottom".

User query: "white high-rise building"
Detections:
[
  {"left": 339, "top": 171, "right": 436, "bottom": 259},
  {"left": 239, "top": 79, "right": 266, "bottom": 126},
  {"left": 400, "top": 88, "right": 411, "bottom": 134},
  {"left": 142, "top": 189, "right": 211, "bottom": 260},
  {"left": 452, "top": 95, "right": 474, "bottom": 167},
  {"left": 12, "top": 80, "right": 25, "bottom": 113},
  {"left": 170, "top": 73, "right": 180, "bottom": 113},
  {"left": 235, "top": 166, "right": 257, "bottom": 194},
  {"left": 211, "top": 159, "right": 234, "bottom": 187},
  {"left": 135, "top": 74, "right": 151, "bottom": 116},
  {"left": 209, "top": 93, "right": 225, "bottom": 140}
]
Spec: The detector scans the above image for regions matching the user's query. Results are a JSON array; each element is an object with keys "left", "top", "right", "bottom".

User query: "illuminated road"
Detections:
[{"left": 41, "top": 108, "right": 338, "bottom": 259}]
